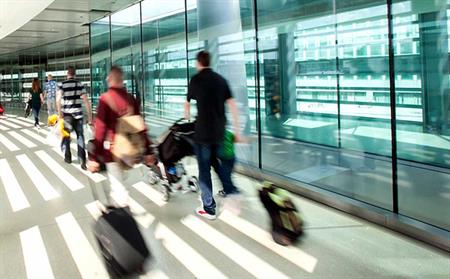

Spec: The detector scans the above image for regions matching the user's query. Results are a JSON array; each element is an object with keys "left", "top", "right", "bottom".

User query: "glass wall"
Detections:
[
  {"left": 90, "top": 17, "right": 111, "bottom": 107},
  {"left": 89, "top": 0, "right": 450, "bottom": 233},
  {"left": 393, "top": 0, "right": 450, "bottom": 231}
]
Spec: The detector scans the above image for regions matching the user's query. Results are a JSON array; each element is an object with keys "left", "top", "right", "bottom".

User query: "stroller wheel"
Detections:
[{"left": 188, "top": 176, "right": 199, "bottom": 193}]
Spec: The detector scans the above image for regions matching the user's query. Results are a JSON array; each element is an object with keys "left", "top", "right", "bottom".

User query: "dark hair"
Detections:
[
  {"left": 196, "top": 50, "right": 210, "bottom": 67},
  {"left": 67, "top": 66, "right": 75, "bottom": 76}
]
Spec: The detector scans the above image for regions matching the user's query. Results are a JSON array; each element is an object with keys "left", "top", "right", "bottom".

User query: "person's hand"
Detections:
[
  {"left": 234, "top": 133, "right": 242, "bottom": 143},
  {"left": 144, "top": 154, "right": 157, "bottom": 166},
  {"left": 87, "top": 160, "right": 100, "bottom": 173},
  {"left": 58, "top": 112, "right": 63, "bottom": 120}
]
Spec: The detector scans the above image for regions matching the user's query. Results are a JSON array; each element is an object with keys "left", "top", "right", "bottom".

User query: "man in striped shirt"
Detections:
[{"left": 56, "top": 66, "right": 93, "bottom": 170}]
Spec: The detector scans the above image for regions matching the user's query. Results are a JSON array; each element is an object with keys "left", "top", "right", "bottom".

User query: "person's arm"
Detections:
[
  {"left": 81, "top": 94, "right": 93, "bottom": 124},
  {"left": 185, "top": 78, "right": 195, "bottom": 120},
  {"left": 88, "top": 97, "right": 107, "bottom": 172},
  {"left": 184, "top": 101, "right": 191, "bottom": 120},
  {"left": 40, "top": 91, "right": 44, "bottom": 104},
  {"left": 227, "top": 98, "right": 240, "bottom": 142},
  {"left": 56, "top": 89, "right": 62, "bottom": 118}
]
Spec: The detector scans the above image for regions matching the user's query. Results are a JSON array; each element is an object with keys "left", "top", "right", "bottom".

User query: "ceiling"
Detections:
[{"left": 0, "top": 0, "right": 140, "bottom": 62}]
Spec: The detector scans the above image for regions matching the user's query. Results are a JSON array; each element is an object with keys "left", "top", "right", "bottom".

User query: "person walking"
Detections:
[
  {"left": 44, "top": 74, "right": 57, "bottom": 116},
  {"left": 30, "top": 78, "right": 44, "bottom": 128},
  {"left": 88, "top": 66, "right": 156, "bottom": 207},
  {"left": 56, "top": 66, "right": 92, "bottom": 170},
  {"left": 184, "top": 50, "right": 241, "bottom": 220}
]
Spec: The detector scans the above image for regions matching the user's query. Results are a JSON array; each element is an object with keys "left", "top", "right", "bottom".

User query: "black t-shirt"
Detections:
[
  {"left": 30, "top": 89, "right": 43, "bottom": 108},
  {"left": 187, "top": 68, "right": 232, "bottom": 144}
]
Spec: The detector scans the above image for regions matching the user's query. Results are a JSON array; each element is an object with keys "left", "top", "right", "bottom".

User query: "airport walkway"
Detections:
[{"left": 0, "top": 114, "right": 449, "bottom": 279}]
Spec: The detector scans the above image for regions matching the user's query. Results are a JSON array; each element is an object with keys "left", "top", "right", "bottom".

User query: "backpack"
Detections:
[
  {"left": 105, "top": 94, "right": 147, "bottom": 169},
  {"left": 259, "top": 181, "right": 303, "bottom": 246}
]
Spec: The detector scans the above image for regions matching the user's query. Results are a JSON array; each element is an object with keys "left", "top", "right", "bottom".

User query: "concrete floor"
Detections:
[{"left": 0, "top": 113, "right": 449, "bottom": 279}]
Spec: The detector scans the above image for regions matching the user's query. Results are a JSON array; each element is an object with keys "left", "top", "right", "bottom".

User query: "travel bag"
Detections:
[
  {"left": 259, "top": 181, "right": 303, "bottom": 246},
  {"left": 88, "top": 172, "right": 151, "bottom": 278}
]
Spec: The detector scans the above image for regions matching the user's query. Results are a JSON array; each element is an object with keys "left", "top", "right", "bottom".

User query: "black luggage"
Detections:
[
  {"left": 259, "top": 181, "right": 303, "bottom": 246},
  {"left": 87, "top": 164, "right": 150, "bottom": 278},
  {"left": 24, "top": 99, "right": 31, "bottom": 118},
  {"left": 94, "top": 206, "right": 151, "bottom": 278}
]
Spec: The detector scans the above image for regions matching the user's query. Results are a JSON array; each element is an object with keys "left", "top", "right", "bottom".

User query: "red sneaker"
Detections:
[{"left": 195, "top": 207, "right": 216, "bottom": 220}]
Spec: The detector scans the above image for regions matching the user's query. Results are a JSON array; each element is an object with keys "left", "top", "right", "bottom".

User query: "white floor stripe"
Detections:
[
  {"left": 21, "top": 129, "right": 48, "bottom": 145},
  {"left": 8, "top": 131, "right": 37, "bottom": 148},
  {"left": 18, "top": 117, "right": 37, "bottom": 124},
  {"left": 132, "top": 182, "right": 167, "bottom": 207},
  {"left": 0, "top": 134, "right": 20, "bottom": 151},
  {"left": 35, "top": 151, "right": 84, "bottom": 191},
  {"left": 8, "top": 118, "right": 34, "bottom": 127},
  {"left": 51, "top": 147, "right": 107, "bottom": 183},
  {"left": 129, "top": 198, "right": 155, "bottom": 228},
  {"left": 219, "top": 210, "right": 317, "bottom": 273},
  {"left": 1, "top": 121, "right": 21, "bottom": 129},
  {"left": 19, "top": 226, "right": 55, "bottom": 279},
  {"left": 0, "top": 124, "right": 9, "bottom": 131},
  {"left": 155, "top": 223, "right": 227, "bottom": 279},
  {"left": 0, "top": 159, "right": 30, "bottom": 212},
  {"left": 55, "top": 212, "right": 108, "bottom": 278},
  {"left": 17, "top": 154, "right": 60, "bottom": 201},
  {"left": 140, "top": 269, "right": 170, "bottom": 279},
  {"left": 182, "top": 215, "right": 290, "bottom": 279}
]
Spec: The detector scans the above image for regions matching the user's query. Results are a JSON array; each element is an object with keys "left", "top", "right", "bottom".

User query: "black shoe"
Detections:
[
  {"left": 81, "top": 162, "right": 87, "bottom": 170},
  {"left": 64, "top": 157, "right": 72, "bottom": 164},
  {"left": 218, "top": 190, "right": 227, "bottom": 197}
]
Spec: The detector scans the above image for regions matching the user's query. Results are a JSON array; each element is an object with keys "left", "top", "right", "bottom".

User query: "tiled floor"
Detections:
[{"left": 0, "top": 113, "right": 449, "bottom": 279}]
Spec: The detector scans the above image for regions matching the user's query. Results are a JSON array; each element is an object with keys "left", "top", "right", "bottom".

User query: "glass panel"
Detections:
[
  {"left": 187, "top": 0, "right": 258, "bottom": 166},
  {"left": 335, "top": 0, "right": 393, "bottom": 209},
  {"left": 393, "top": 0, "right": 450, "bottom": 230},
  {"left": 257, "top": 0, "right": 392, "bottom": 210},
  {"left": 111, "top": 4, "right": 142, "bottom": 98},
  {"left": 141, "top": 0, "right": 188, "bottom": 136},
  {"left": 90, "top": 17, "right": 111, "bottom": 107}
]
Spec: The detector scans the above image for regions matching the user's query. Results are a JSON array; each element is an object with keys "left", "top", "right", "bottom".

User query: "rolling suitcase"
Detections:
[
  {"left": 94, "top": 206, "right": 150, "bottom": 277},
  {"left": 88, "top": 170, "right": 150, "bottom": 278}
]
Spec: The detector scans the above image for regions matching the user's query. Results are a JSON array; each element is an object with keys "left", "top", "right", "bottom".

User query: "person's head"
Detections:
[
  {"left": 67, "top": 66, "right": 76, "bottom": 78},
  {"left": 107, "top": 65, "right": 124, "bottom": 88},
  {"left": 31, "top": 78, "right": 40, "bottom": 92},
  {"left": 47, "top": 74, "right": 53, "bottom": 80},
  {"left": 196, "top": 50, "right": 210, "bottom": 72}
]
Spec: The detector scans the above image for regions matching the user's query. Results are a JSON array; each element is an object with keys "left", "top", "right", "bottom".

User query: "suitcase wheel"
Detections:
[{"left": 188, "top": 176, "right": 199, "bottom": 193}]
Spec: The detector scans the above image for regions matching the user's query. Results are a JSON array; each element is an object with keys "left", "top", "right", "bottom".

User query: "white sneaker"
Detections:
[{"left": 195, "top": 206, "right": 216, "bottom": 220}]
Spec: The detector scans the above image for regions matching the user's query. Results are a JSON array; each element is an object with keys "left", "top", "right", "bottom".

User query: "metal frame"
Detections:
[{"left": 252, "top": 0, "right": 263, "bottom": 169}]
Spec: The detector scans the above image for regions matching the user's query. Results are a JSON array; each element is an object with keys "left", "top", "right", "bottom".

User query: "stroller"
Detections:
[{"left": 147, "top": 119, "right": 199, "bottom": 201}]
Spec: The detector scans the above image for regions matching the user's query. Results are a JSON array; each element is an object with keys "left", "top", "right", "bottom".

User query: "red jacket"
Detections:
[{"left": 92, "top": 87, "right": 152, "bottom": 163}]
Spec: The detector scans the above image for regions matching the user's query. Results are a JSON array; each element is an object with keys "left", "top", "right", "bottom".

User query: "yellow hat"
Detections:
[{"left": 47, "top": 114, "right": 58, "bottom": 126}]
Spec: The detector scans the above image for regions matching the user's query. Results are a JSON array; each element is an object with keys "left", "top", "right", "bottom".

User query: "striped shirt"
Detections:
[{"left": 58, "top": 78, "right": 86, "bottom": 119}]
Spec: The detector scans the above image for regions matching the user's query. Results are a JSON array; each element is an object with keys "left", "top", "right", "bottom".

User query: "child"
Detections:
[{"left": 217, "top": 130, "right": 240, "bottom": 197}]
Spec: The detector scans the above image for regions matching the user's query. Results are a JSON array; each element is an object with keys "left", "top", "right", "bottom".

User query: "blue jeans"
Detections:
[
  {"left": 62, "top": 115, "right": 86, "bottom": 163},
  {"left": 195, "top": 143, "right": 238, "bottom": 215},
  {"left": 32, "top": 106, "right": 40, "bottom": 125}
]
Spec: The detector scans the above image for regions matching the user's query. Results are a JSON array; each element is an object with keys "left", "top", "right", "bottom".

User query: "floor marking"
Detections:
[
  {"left": 129, "top": 198, "right": 155, "bottom": 228},
  {"left": 21, "top": 129, "right": 48, "bottom": 145},
  {"left": 154, "top": 223, "right": 227, "bottom": 279},
  {"left": 132, "top": 182, "right": 167, "bottom": 207},
  {"left": 1, "top": 121, "right": 21, "bottom": 129},
  {"left": 140, "top": 269, "right": 169, "bottom": 279},
  {"left": 35, "top": 151, "right": 84, "bottom": 191},
  {"left": 19, "top": 226, "right": 55, "bottom": 279},
  {"left": 0, "top": 159, "right": 30, "bottom": 212},
  {"left": 0, "top": 133, "right": 20, "bottom": 151},
  {"left": 7, "top": 117, "right": 34, "bottom": 127},
  {"left": 17, "top": 154, "right": 60, "bottom": 201},
  {"left": 8, "top": 131, "right": 37, "bottom": 148},
  {"left": 55, "top": 212, "right": 108, "bottom": 278},
  {"left": 219, "top": 210, "right": 317, "bottom": 273},
  {"left": 182, "top": 215, "right": 290, "bottom": 279},
  {"left": 0, "top": 124, "right": 9, "bottom": 131},
  {"left": 51, "top": 147, "right": 107, "bottom": 183}
]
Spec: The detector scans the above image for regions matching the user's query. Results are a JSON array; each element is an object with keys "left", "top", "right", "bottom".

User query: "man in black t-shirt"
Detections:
[{"left": 185, "top": 51, "right": 240, "bottom": 220}]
